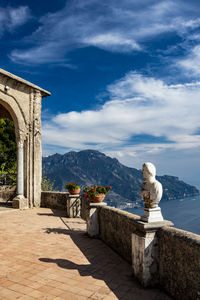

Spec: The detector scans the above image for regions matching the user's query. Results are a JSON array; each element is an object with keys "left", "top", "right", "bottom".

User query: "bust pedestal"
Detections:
[{"left": 141, "top": 207, "right": 163, "bottom": 223}]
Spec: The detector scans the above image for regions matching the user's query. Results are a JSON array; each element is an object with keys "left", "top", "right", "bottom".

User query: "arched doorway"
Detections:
[
  {"left": 0, "top": 99, "right": 27, "bottom": 208},
  {"left": 0, "top": 68, "right": 50, "bottom": 209},
  {"left": 0, "top": 107, "right": 16, "bottom": 206}
]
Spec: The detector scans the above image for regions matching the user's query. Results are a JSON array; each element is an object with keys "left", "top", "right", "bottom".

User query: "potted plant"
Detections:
[
  {"left": 83, "top": 185, "right": 112, "bottom": 203},
  {"left": 65, "top": 182, "right": 81, "bottom": 195}
]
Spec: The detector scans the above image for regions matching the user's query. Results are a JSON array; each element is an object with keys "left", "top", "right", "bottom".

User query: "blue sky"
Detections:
[{"left": 1, "top": 0, "right": 200, "bottom": 188}]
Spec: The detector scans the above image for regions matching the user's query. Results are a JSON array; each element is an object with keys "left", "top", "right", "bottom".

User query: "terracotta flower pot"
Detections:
[
  {"left": 68, "top": 188, "right": 81, "bottom": 195},
  {"left": 89, "top": 194, "right": 105, "bottom": 203}
]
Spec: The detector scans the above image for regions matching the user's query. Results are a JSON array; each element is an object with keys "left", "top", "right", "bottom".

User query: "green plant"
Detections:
[
  {"left": 65, "top": 182, "right": 80, "bottom": 190},
  {"left": 41, "top": 176, "right": 55, "bottom": 191},
  {"left": 0, "top": 118, "right": 17, "bottom": 184},
  {"left": 83, "top": 185, "right": 112, "bottom": 199}
]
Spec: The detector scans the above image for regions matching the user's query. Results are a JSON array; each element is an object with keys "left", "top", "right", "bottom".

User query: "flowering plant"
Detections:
[
  {"left": 83, "top": 185, "right": 112, "bottom": 199},
  {"left": 65, "top": 182, "right": 80, "bottom": 190}
]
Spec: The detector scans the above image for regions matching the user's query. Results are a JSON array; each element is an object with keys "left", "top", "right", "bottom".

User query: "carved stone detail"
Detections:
[
  {"left": 16, "top": 128, "right": 28, "bottom": 145},
  {"left": 33, "top": 90, "right": 42, "bottom": 138},
  {"left": 17, "top": 140, "right": 23, "bottom": 149}
]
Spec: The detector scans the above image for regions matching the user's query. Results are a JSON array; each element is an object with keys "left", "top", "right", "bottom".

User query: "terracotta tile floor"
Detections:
[
  {"left": 0, "top": 203, "right": 13, "bottom": 213},
  {"left": 0, "top": 208, "right": 171, "bottom": 300}
]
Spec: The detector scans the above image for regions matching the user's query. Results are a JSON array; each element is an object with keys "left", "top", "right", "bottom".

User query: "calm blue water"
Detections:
[{"left": 124, "top": 195, "right": 200, "bottom": 235}]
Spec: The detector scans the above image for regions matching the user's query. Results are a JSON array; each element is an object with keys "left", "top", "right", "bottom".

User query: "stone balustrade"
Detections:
[
  {"left": 82, "top": 160, "right": 199, "bottom": 300},
  {"left": 98, "top": 205, "right": 140, "bottom": 263},
  {"left": 83, "top": 201, "right": 200, "bottom": 300},
  {"left": 157, "top": 226, "right": 200, "bottom": 300},
  {"left": 41, "top": 191, "right": 81, "bottom": 217}
]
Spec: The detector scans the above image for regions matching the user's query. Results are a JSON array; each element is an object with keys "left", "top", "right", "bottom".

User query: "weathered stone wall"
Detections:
[
  {"left": 157, "top": 226, "right": 200, "bottom": 300},
  {"left": 0, "top": 185, "right": 16, "bottom": 201},
  {"left": 41, "top": 191, "right": 68, "bottom": 210},
  {"left": 41, "top": 191, "right": 81, "bottom": 217},
  {"left": 83, "top": 202, "right": 200, "bottom": 298},
  {"left": 99, "top": 206, "right": 140, "bottom": 263}
]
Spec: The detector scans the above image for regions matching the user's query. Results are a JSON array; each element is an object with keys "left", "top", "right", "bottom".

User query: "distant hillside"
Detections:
[{"left": 42, "top": 150, "right": 199, "bottom": 207}]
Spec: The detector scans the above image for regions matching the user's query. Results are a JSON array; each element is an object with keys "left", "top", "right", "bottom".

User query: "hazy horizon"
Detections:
[{"left": 42, "top": 149, "right": 200, "bottom": 190}]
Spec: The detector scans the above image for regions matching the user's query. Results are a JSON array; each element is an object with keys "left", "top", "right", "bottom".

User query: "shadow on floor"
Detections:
[
  {"left": 40, "top": 209, "right": 171, "bottom": 300},
  {"left": 0, "top": 201, "right": 12, "bottom": 207},
  {"left": 37, "top": 209, "right": 67, "bottom": 217},
  {"left": 0, "top": 201, "right": 14, "bottom": 211}
]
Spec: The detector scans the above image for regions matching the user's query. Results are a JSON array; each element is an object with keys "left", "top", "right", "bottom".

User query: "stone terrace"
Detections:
[{"left": 0, "top": 208, "right": 171, "bottom": 300}]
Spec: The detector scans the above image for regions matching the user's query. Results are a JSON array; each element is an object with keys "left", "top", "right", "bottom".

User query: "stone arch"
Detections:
[
  {"left": 0, "top": 94, "right": 28, "bottom": 208},
  {"left": 0, "top": 68, "right": 50, "bottom": 209},
  {"left": 0, "top": 91, "right": 27, "bottom": 140}
]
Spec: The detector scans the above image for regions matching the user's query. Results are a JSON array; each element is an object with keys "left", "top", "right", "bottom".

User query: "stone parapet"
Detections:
[
  {"left": 41, "top": 191, "right": 81, "bottom": 217},
  {"left": 157, "top": 226, "right": 200, "bottom": 300},
  {"left": 94, "top": 203, "right": 200, "bottom": 299},
  {"left": 41, "top": 191, "right": 68, "bottom": 210},
  {"left": 98, "top": 205, "right": 140, "bottom": 263}
]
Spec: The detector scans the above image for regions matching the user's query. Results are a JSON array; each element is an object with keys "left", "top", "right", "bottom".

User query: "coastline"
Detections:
[{"left": 122, "top": 195, "right": 200, "bottom": 235}]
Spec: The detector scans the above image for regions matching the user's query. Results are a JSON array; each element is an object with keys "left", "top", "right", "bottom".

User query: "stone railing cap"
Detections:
[
  {"left": 89, "top": 202, "right": 107, "bottom": 207},
  {"left": 133, "top": 219, "right": 174, "bottom": 232},
  {"left": 68, "top": 194, "right": 81, "bottom": 198}
]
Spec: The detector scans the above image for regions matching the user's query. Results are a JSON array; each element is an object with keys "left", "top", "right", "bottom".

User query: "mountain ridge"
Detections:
[{"left": 42, "top": 149, "right": 199, "bottom": 207}]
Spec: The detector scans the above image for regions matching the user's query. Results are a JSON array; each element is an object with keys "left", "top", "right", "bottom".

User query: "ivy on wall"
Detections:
[{"left": 0, "top": 118, "right": 16, "bottom": 184}]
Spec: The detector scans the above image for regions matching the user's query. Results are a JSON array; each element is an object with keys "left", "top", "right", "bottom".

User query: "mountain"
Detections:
[{"left": 42, "top": 150, "right": 199, "bottom": 207}]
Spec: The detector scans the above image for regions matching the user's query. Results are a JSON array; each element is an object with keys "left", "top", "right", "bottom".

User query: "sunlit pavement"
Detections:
[
  {"left": 0, "top": 208, "right": 171, "bottom": 299},
  {"left": 0, "top": 203, "right": 13, "bottom": 213}
]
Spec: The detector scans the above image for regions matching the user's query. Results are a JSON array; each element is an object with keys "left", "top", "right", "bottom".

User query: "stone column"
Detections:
[
  {"left": 16, "top": 140, "right": 24, "bottom": 198},
  {"left": 85, "top": 201, "right": 107, "bottom": 238},
  {"left": 12, "top": 139, "right": 28, "bottom": 209},
  {"left": 132, "top": 219, "right": 173, "bottom": 287}
]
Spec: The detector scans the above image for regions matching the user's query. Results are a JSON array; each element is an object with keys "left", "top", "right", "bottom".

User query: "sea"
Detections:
[{"left": 123, "top": 195, "right": 200, "bottom": 235}]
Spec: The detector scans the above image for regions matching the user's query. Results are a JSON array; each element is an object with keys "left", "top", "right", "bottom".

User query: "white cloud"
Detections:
[
  {"left": 9, "top": 0, "right": 200, "bottom": 64},
  {"left": 0, "top": 6, "right": 30, "bottom": 35},
  {"left": 10, "top": 43, "right": 66, "bottom": 64},
  {"left": 41, "top": 71, "right": 200, "bottom": 185},
  {"left": 43, "top": 72, "right": 200, "bottom": 157},
  {"left": 84, "top": 33, "right": 141, "bottom": 52},
  {"left": 178, "top": 45, "right": 200, "bottom": 76}
]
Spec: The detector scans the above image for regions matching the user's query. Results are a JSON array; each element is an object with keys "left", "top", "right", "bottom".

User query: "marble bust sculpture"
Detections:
[{"left": 142, "top": 162, "right": 163, "bottom": 208}]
